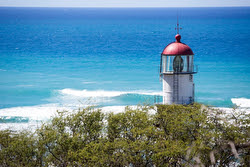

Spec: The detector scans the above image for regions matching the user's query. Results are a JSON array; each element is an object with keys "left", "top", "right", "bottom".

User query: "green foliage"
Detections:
[
  {"left": 0, "top": 104, "right": 249, "bottom": 166},
  {"left": 37, "top": 107, "right": 105, "bottom": 166},
  {"left": 106, "top": 106, "right": 156, "bottom": 166},
  {"left": 0, "top": 130, "right": 42, "bottom": 167}
]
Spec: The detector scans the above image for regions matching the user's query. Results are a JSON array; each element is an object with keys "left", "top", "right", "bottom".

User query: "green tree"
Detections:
[
  {"left": 0, "top": 130, "right": 41, "bottom": 167},
  {"left": 37, "top": 107, "right": 105, "bottom": 166},
  {"left": 106, "top": 105, "right": 156, "bottom": 166},
  {"left": 153, "top": 104, "right": 250, "bottom": 166}
]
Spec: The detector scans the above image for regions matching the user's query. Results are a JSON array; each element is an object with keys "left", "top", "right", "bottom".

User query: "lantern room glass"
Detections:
[{"left": 161, "top": 55, "right": 194, "bottom": 73}]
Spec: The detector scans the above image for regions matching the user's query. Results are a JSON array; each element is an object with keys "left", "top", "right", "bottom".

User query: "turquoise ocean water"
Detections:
[{"left": 0, "top": 7, "right": 250, "bottom": 125}]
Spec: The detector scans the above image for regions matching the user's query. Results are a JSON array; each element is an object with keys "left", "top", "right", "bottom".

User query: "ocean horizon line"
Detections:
[{"left": 0, "top": 6, "right": 250, "bottom": 9}]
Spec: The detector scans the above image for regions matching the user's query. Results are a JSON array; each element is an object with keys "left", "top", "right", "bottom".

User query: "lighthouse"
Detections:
[{"left": 160, "top": 33, "right": 197, "bottom": 104}]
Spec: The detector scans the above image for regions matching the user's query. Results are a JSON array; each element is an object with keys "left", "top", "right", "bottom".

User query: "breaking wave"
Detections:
[
  {"left": 0, "top": 104, "right": 72, "bottom": 122},
  {"left": 59, "top": 88, "right": 162, "bottom": 98},
  {"left": 231, "top": 98, "right": 250, "bottom": 108}
]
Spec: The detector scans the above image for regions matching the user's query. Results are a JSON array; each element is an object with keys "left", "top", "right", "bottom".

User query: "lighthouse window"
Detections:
[
  {"left": 173, "top": 56, "right": 184, "bottom": 72},
  {"left": 182, "top": 56, "right": 187, "bottom": 71},
  {"left": 167, "top": 56, "right": 170, "bottom": 71},
  {"left": 191, "top": 56, "right": 194, "bottom": 72},
  {"left": 162, "top": 56, "right": 166, "bottom": 72},
  {"left": 162, "top": 56, "right": 173, "bottom": 72}
]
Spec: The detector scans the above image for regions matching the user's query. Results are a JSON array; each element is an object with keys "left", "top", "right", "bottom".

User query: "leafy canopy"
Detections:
[{"left": 0, "top": 104, "right": 249, "bottom": 166}]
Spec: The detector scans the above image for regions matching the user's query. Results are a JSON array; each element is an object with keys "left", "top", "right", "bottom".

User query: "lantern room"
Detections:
[{"left": 160, "top": 34, "right": 196, "bottom": 74}]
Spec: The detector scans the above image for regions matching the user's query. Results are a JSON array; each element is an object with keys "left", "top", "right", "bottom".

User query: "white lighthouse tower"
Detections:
[{"left": 160, "top": 33, "right": 197, "bottom": 104}]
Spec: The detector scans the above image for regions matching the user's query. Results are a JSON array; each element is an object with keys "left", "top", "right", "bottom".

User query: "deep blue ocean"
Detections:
[{"left": 0, "top": 7, "right": 250, "bottom": 126}]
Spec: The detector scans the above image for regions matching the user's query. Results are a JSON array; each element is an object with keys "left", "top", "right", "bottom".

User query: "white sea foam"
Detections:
[
  {"left": 0, "top": 103, "right": 93, "bottom": 131},
  {"left": 0, "top": 105, "right": 121, "bottom": 125},
  {"left": 0, "top": 105, "right": 153, "bottom": 121},
  {"left": 0, "top": 104, "right": 158, "bottom": 131},
  {"left": 0, "top": 104, "right": 73, "bottom": 121},
  {"left": 231, "top": 98, "right": 250, "bottom": 108},
  {"left": 59, "top": 88, "right": 162, "bottom": 98},
  {"left": 60, "top": 89, "right": 126, "bottom": 97}
]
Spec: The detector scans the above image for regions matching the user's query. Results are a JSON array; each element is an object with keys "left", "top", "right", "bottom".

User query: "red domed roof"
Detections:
[{"left": 162, "top": 34, "right": 194, "bottom": 55}]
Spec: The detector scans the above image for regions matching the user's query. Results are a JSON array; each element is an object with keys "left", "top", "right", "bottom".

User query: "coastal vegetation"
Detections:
[{"left": 0, "top": 104, "right": 249, "bottom": 166}]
